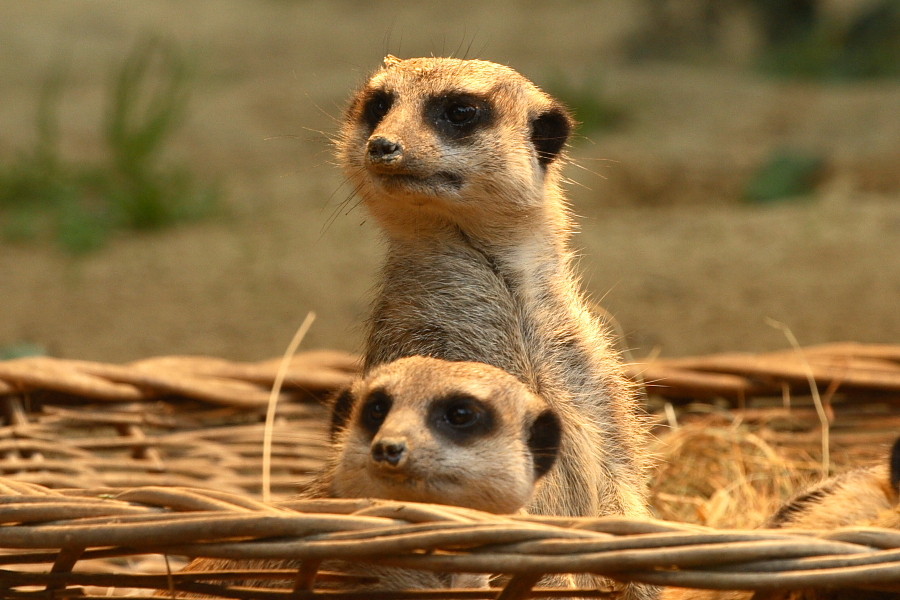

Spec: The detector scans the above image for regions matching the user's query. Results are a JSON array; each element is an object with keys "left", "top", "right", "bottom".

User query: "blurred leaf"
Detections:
[
  {"left": 761, "top": 0, "right": 900, "bottom": 81},
  {"left": 744, "top": 150, "right": 825, "bottom": 203},
  {"left": 0, "top": 343, "right": 46, "bottom": 360},
  {"left": 545, "top": 71, "right": 627, "bottom": 136},
  {"left": 0, "top": 36, "right": 219, "bottom": 254}
]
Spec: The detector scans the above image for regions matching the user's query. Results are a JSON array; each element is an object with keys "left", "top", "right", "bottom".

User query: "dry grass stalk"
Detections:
[{"left": 650, "top": 418, "right": 824, "bottom": 529}]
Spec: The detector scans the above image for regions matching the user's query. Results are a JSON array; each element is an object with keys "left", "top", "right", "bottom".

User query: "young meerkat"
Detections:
[
  {"left": 171, "top": 356, "right": 562, "bottom": 596},
  {"left": 662, "top": 438, "right": 900, "bottom": 600},
  {"left": 337, "top": 56, "right": 654, "bottom": 597},
  {"left": 324, "top": 355, "right": 562, "bottom": 514}
]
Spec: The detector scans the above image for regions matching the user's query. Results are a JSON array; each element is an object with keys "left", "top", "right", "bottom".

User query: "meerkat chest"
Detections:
[
  {"left": 370, "top": 236, "right": 588, "bottom": 384},
  {"left": 369, "top": 244, "right": 536, "bottom": 368}
]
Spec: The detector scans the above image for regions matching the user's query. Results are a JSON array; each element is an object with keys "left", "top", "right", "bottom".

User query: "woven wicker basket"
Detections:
[{"left": 1, "top": 343, "right": 898, "bottom": 598}]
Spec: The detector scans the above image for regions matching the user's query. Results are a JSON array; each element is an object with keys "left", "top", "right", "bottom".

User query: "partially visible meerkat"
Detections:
[
  {"left": 747, "top": 437, "right": 900, "bottom": 599},
  {"left": 765, "top": 437, "right": 900, "bottom": 532},
  {"left": 170, "top": 356, "right": 562, "bottom": 596},
  {"left": 338, "top": 56, "right": 654, "bottom": 598},
  {"left": 662, "top": 438, "right": 900, "bottom": 600}
]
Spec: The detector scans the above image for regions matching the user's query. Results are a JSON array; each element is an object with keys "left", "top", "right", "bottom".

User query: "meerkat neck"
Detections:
[
  {"left": 371, "top": 184, "right": 607, "bottom": 383},
  {"left": 372, "top": 224, "right": 648, "bottom": 519},
  {"left": 378, "top": 183, "right": 576, "bottom": 280}
]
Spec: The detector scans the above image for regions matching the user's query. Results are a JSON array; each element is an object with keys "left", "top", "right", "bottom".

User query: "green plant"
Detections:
[
  {"left": 760, "top": 1, "right": 900, "bottom": 81},
  {"left": 744, "top": 149, "right": 825, "bottom": 204},
  {"left": 545, "top": 72, "right": 626, "bottom": 137},
  {"left": 0, "top": 37, "right": 218, "bottom": 254},
  {"left": 0, "top": 63, "right": 70, "bottom": 239},
  {"left": 105, "top": 37, "right": 215, "bottom": 229},
  {"left": 0, "top": 343, "right": 46, "bottom": 360}
]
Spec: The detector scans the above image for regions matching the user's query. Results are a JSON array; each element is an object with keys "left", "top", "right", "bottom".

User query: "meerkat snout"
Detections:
[
  {"left": 366, "top": 136, "right": 403, "bottom": 164},
  {"left": 371, "top": 438, "right": 407, "bottom": 467}
]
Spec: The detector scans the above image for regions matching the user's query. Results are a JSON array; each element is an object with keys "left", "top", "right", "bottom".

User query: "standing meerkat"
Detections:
[
  {"left": 337, "top": 55, "right": 652, "bottom": 554},
  {"left": 172, "top": 356, "right": 562, "bottom": 596}
]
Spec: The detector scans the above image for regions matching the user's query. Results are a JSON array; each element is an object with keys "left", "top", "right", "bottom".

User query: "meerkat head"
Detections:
[
  {"left": 337, "top": 56, "right": 574, "bottom": 239},
  {"left": 327, "top": 355, "right": 562, "bottom": 514}
]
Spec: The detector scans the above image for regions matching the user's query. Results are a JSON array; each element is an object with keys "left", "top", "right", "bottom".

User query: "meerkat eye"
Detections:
[
  {"left": 360, "top": 389, "right": 392, "bottom": 434},
  {"left": 443, "top": 102, "right": 478, "bottom": 126},
  {"left": 362, "top": 90, "right": 393, "bottom": 129},
  {"left": 444, "top": 399, "right": 480, "bottom": 428},
  {"left": 426, "top": 94, "right": 490, "bottom": 139},
  {"left": 429, "top": 394, "right": 495, "bottom": 443}
]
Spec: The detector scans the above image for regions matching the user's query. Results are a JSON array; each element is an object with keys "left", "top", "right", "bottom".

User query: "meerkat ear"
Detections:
[
  {"left": 890, "top": 437, "right": 900, "bottom": 492},
  {"left": 531, "top": 103, "right": 573, "bottom": 167},
  {"left": 528, "top": 409, "right": 562, "bottom": 479},
  {"left": 328, "top": 387, "right": 356, "bottom": 442},
  {"left": 383, "top": 54, "right": 402, "bottom": 68}
]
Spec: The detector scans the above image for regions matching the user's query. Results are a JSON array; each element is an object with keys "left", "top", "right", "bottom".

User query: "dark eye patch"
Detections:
[
  {"left": 361, "top": 89, "right": 394, "bottom": 130},
  {"left": 329, "top": 387, "right": 356, "bottom": 442},
  {"left": 428, "top": 393, "right": 495, "bottom": 444},
  {"left": 425, "top": 93, "right": 492, "bottom": 140},
  {"left": 359, "top": 388, "right": 393, "bottom": 436}
]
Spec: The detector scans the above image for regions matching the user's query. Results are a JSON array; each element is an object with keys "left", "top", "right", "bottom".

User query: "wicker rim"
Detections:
[
  {"left": 1, "top": 481, "right": 900, "bottom": 598},
  {"left": 1, "top": 343, "right": 898, "bottom": 405}
]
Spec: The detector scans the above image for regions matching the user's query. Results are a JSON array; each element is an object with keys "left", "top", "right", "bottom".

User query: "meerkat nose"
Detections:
[
  {"left": 371, "top": 438, "right": 407, "bottom": 467},
  {"left": 367, "top": 136, "right": 403, "bottom": 163}
]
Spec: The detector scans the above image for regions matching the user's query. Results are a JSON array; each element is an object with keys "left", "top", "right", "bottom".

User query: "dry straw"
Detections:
[{"left": 263, "top": 311, "right": 317, "bottom": 503}]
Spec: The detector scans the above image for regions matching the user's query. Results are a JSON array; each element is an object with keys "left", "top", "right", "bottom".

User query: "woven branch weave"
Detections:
[
  {"left": 1, "top": 481, "right": 899, "bottom": 598},
  {"left": 2, "top": 343, "right": 899, "bottom": 404},
  {"left": 2, "top": 343, "right": 897, "bottom": 493},
  {"left": 633, "top": 342, "right": 900, "bottom": 400}
]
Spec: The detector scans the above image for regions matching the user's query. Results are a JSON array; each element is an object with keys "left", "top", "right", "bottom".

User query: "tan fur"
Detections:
[
  {"left": 168, "top": 357, "right": 557, "bottom": 597},
  {"left": 338, "top": 55, "right": 655, "bottom": 599}
]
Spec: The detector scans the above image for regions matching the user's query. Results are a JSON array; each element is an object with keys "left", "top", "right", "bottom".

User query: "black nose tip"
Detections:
[
  {"left": 367, "top": 136, "right": 402, "bottom": 162},
  {"left": 371, "top": 439, "right": 406, "bottom": 466}
]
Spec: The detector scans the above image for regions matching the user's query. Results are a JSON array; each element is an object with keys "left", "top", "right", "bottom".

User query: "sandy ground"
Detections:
[{"left": 1, "top": 1, "right": 898, "bottom": 363}]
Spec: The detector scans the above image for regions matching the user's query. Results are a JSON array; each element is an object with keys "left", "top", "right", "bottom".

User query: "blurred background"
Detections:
[{"left": 1, "top": 0, "right": 897, "bottom": 363}]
